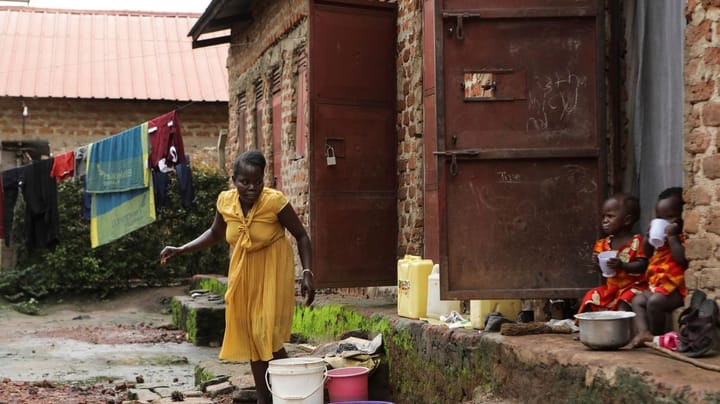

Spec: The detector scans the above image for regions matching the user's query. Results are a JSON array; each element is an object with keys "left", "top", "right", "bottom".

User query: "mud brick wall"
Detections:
[
  {"left": 683, "top": 0, "right": 720, "bottom": 297},
  {"left": 397, "top": 0, "right": 424, "bottom": 257},
  {"left": 0, "top": 97, "right": 228, "bottom": 166},
  {"left": 226, "top": 0, "right": 310, "bottom": 230},
  {"left": 225, "top": 0, "right": 423, "bottom": 262}
]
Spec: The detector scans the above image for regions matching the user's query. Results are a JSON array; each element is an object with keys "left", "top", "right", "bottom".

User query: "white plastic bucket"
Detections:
[{"left": 266, "top": 357, "right": 327, "bottom": 404}]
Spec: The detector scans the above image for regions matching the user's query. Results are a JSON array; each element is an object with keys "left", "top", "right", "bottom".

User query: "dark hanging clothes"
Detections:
[
  {"left": 2, "top": 160, "right": 60, "bottom": 250},
  {"left": 175, "top": 157, "right": 195, "bottom": 209},
  {"left": 81, "top": 175, "right": 91, "bottom": 221},
  {"left": 0, "top": 175, "right": 5, "bottom": 239},
  {"left": 2, "top": 167, "right": 23, "bottom": 247},
  {"left": 152, "top": 154, "right": 195, "bottom": 210},
  {"left": 152, "top": 169, "right": 171, "bottom": 209},
  {"left": 22, "top": 159, "right": 60, "bottom": 250},
  {"left": 0, "top": 174, "right": 5, "bottom": 240}
]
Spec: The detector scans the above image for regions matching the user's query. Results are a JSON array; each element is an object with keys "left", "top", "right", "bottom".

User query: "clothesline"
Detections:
[{"left": 0, "top": 108, "right": 194, "bottom": 250}]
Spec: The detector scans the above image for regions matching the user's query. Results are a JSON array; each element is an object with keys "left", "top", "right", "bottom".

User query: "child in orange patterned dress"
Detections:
[
  {"left": 630, "top": 187, "right": 687, "bottom": 348},
  {"left": 577, "top": 193, "right": 648, "bottom": 314}
]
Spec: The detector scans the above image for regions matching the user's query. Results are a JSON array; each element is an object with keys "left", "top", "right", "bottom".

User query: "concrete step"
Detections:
[{"left": 171, "top": 294, "right": 225, "bottom": 346}]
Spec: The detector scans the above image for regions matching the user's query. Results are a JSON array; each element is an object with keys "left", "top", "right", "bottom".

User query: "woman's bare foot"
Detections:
[{"left": 629, "top": 331, "right": 653, "bottom": 348}]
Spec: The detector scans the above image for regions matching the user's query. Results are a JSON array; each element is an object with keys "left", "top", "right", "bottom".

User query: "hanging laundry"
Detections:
[
  {"left": 90, "top": 181, "right": 155, "bottom": 248},
  {"left": 0, "top": 174, "right": 4, "bottom": 240},
  {"left": 148, "top": 110, "right": 186, "bottom": 173},
  {"left": 86, "top": 123, "right": 155, "bottom": 248},
  {"left": 175, "top": 155, "right": 195, "bottom": 209},
  {"left": 23, "top": 159, "right": 59, "bottom": 250},
  {"left": 2, "top": 167, "right": 23, "bottom": 247},
  {"left": 87, "top": 124, "right": 149, "bottom": 193},
  {"left": 152, "top": 154, "right": 195, "bottom": 210},
  {"left": 50, "top": 150, "right": 75, "bottom": 183},
  {"left": 74, "top": 145, "right": 88, "bottom": 180},
  {"left": 1, "top": 160, "right": 59, "bottom": 250}
]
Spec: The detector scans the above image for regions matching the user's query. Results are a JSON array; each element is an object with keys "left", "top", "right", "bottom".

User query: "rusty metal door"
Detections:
[
  {"left": 438, "top": 0, "right": 606, "bottom": 299},
  {"left": 309, "top": 0, "right": 398, "bottom": 287}
]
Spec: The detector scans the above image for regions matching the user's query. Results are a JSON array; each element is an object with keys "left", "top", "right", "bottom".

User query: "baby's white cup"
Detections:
[
  {"left": 597, "top": 251, "right": 618, "bottom": 278},
  {"left": 649, "top": 218, "right": 670, "bottom": 248}
]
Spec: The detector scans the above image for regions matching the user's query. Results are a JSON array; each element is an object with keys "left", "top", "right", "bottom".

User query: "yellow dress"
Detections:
[{"left": 216, "top": 188, "right": 295, "bottom": 362}]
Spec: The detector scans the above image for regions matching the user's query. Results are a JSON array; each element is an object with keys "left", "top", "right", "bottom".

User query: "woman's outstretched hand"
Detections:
[{"left": 159, "top": 246, "right": 183, "bottom": 265}]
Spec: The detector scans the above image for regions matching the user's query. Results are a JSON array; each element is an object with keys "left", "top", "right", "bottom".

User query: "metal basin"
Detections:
[{"left": 574, "top": 311, "right": 636, "bottom": 350}]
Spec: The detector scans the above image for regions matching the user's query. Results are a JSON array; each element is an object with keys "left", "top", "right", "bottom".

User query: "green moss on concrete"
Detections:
[
  {"left": 171, "top": 297, "right": 183, "bottom": 329},
  {"left": 292, "top": 304, "right": 380, "bottom": 341},
  {"left": 196, "top": 278, "right": 227, "bottom": 297},
  {"left": 383, "top": 325, "right": 498, "bottom": 403},
  {"left": 185, "top": 309, "right": 198, "bottom": 344}
]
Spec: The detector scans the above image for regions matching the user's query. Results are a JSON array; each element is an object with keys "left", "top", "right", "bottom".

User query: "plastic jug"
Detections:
[
  {"left": 470, "top": 299, "right": 522, "bottom": 329},
  {"left": 426, "top": 264, "right": 461, "bottom": 319},
  {"left": 397, "top": 256, "right": 433, "bottom": 319}
]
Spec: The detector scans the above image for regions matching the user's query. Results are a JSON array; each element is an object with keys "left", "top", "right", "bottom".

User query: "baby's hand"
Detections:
[
  {"left": 665, "top": 220, "right": 682, "bottom": 237},
  {"left": 606, "top": 257, "right": 622, "bottom": 269}
]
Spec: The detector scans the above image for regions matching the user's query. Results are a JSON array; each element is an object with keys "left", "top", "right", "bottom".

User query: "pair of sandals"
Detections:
[{"left": 677, "top": 289, "right": 719, "bottom": 358}]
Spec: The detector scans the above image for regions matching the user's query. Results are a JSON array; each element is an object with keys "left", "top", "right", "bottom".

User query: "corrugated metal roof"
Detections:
[{"left": 0, "top": 7, "right": 228, "bottom": 102}]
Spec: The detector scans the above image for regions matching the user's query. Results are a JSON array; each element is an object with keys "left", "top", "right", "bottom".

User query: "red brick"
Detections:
[
  {"left": 688, "top": 80, "right": 714, "bottom": 103},
  {"left": 706, "top": 210, "right": 720, "bottom": 235},
  {"left": 704, "top": 47, "right": 720, "bottom": 66},
  {"left": 704, "top": 102, "right": 720, "bottom": 126},
  {"left": 686, "top": 129, "right": 711, "bottom": 153},
  {"left": 684, "top": 209, "right": 701, "bottom": 233},
  {"left": 686, "top": 19, "right": 713, "bottom": 46},
  {"left": 685, "top": 58, "right": 701, "bottom": 82},
  {"left": 686, "top": 237, "right": 714, "bottom": 260},
  {"left": 687, "top": 185, "right": 713, "bottom": 205},
  {"left": 702, "top": 155, "right": 720, "bottom": 178},
  {"left": 690, "top": 103, "right": 703, "bottom": 129}
]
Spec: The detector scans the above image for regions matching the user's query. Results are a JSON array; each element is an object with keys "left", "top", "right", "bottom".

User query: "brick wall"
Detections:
[
  {"left": 0, "top": 97, "right": 228, "bottom": 168},
  {"left": 224, "top": 0, "right": 415, "bottom": 283},
  {"left": 397, "top": 0, "right": 424, "bottom": 257},
  {"left": 684, "top": 0, "right": 720, "bottom": 294},
  {"left": 226, "top": 0, "right": 309, "bottom": 225}
]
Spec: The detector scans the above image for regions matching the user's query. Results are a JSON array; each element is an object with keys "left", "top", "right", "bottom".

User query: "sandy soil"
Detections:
[{"left": 0, "top": 285, "right": 230, "bottom": 403}]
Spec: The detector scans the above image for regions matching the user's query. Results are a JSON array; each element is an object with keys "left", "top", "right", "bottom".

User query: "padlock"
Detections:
[{"left": 326, "top": 146, "right": 336, "bottom": 166}]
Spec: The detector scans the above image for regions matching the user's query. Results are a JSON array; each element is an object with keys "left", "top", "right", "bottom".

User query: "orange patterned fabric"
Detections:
[
  {"left": 578, "top": 234, "right": 648, "bottom": 313},
  {"left": 646, "top": 234, "right": 687, "bottom": 297}
]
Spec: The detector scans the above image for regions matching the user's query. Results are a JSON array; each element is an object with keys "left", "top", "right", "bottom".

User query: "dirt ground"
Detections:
[
  {"left": 0, "top": 285, "right": 233, "bottom": 403},
  {"left": 0, "top": 286, "right": 522, "bottom": 404}
]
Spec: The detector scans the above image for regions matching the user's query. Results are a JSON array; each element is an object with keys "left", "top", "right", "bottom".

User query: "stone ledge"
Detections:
[
  {"left": 171, "top": 295, "right": 225, "bottom": 346},
  {"left": 381, "top": 315, "right": 720, "bottom": 403}
]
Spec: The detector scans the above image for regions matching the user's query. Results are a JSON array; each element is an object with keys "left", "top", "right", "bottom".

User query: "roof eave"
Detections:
[{"left": 189, "top": 0, "right": 254, "bottom": 49}]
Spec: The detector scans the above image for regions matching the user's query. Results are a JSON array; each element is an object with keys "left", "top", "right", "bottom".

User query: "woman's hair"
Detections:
[{"left": 233, "top": 150, "right": 266, "bottom": 175}]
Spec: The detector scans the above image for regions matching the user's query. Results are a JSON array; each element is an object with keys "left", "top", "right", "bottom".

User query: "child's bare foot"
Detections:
[{"left": 629, "top": 331, "right": 653, "bottom": 348}]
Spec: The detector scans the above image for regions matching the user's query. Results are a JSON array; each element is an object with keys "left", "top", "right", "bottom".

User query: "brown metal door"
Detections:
[
  {"left": 439, "top": 0, "right": 606, "bottom": 299},
  {"left": 309, "top": 0, "right": 398, "bottom": 287}
]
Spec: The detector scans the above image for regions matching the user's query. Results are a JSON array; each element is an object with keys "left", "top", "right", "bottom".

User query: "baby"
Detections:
[
  {"left": 577, "top": 193, "right": 648, "bottom": 314},
  {"left": 630, "top": 187, "right": 687, "bottom": 348}
]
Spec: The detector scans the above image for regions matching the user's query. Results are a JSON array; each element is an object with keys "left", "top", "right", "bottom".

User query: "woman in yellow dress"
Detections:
[{"left": 160, "top": 150, "right": 314, "bottom": 404}]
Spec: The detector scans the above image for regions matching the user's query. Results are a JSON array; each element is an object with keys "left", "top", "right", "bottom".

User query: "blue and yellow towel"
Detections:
[
  {"left": 86, "top": 123, "right": 155, "bottom": 248},
  {"left": 86, "top": 123, "right": 150, "bottom": 193},
  {"left": 90, "top": 181, "right": 156, "bottom": 248}
]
